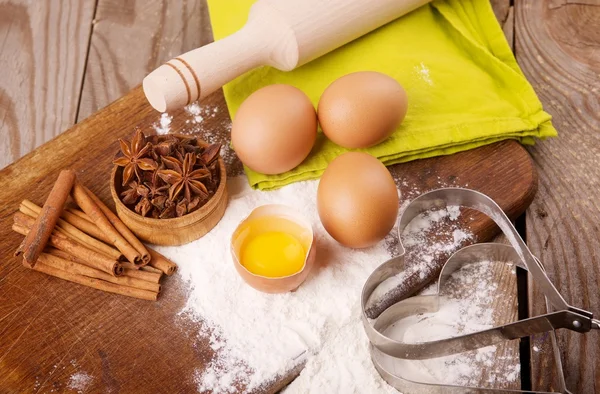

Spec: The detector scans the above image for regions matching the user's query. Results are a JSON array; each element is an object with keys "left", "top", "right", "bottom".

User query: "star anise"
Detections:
[
  {"left": 198, "top": 143, "right": 221, "bottom": 166},
  {"left": 176, "top": 198, "right": 188, "bottom": 217},
  {"left": 187, "top": 196, "right": 202, "bottom": 213},
  {"left": 120, "top": 180, "right": 140, "bottom": 205},
  {"left": 150, "top": 138, "right": 177, "bottom": 161},
  {"left": 144, "top": 167, "right": 169, "bottom": 199},
  {"left": 159, "top": 199, "right": 177, "bottom": 219},
  {"left": 150, "top": 209, "right": 161, "bottom": 219},
  {"left": 113, "top": 130, "right": 158, "bottom": 186},
  {"left": 135, "top": 197, "right": 152, "bottom": 217},
  {"left": 151, "top": 195, "right": 168, "bottom": 211},
  {"left": 136, "top": 184, "right": 150, "bottom": 198},
  {"left": 157, "top": 153, "right": 210, "bottom": 202},
  {"left": 178, "top": 137, "right": 201, "bottom": 154},
  {"left": 115, "top": 132, "right": 221, "bottom": 219}
]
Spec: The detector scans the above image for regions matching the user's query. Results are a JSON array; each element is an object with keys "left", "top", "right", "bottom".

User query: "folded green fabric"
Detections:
[{"left": 207, "top": 0, "right": 556, "bottom": 190}]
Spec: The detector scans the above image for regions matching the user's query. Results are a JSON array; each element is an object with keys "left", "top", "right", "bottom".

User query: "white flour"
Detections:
[
  {"left": 67, "top": 371, "right": 92, "bottom": 393},
  {"left": 154, "top": 113, "right": 172, "bottom": 135},
  {"left": 156, "top": 177, "right": 395, "bottom": 393},
  {"left": 414, "top": 62, "right": 433, "bottom": 86},
  {"left": 143, "top": 97, "right": 524, "bottom": 393},
  {"left": 154, "top": 175, "right": 520, "bottom": 393},
  {"left": 283, "top": 311, "right": 397, "bottom": 394},
  {"left": 380, "top": 261, "right": 520, "bottom": 388},
  {"left": 367, "top": 205, "right": 474, "bottom": 310},
  {"left": 147, "top": 103, "right": 521, "bottom": 392},
  {"left": 185, "top": 102, "right": 219, "bottom": 125}
]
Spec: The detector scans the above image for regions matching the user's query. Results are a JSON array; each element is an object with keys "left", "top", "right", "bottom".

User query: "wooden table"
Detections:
[{"left": 1, "top": 0, "right": 598, "bottom": 392}]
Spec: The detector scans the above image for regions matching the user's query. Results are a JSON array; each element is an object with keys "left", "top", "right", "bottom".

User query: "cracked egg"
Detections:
[{"left": 231, "top": 204, "right": 316, "bottom": 293}]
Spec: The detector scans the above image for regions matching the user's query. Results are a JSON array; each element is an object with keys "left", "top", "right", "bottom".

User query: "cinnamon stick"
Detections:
[
  {"left": 23, "top": 199, "right": 108, "bottom": 242},
  {"left": 82, "top": 186, "right": 150, "bottom": 265},
  {"left": 71, "top": 182, "right": 142, "bottom": 265},
  {"left": 13, "top": 213, "right": 123, "bottom": 277},
  {"left": 12, "top": 224, "right": 31, "bottom": 238},
  {"left": 140, "top": 265, "right": 163, "bottom": 274},
  {"left": 32, "top": 192, "right": 175, "bottom": 276},
  {"left": 30, "top": 254, "right": 158, "bottom": 301},
  {"left": 20, "top": 201, "right": 123, "bottom": 261},
  {"left": 121, "top": 252, "right": 176, "bottom": 276},
  {"left": 122, "top": 267, "right": 162, "bottom": 283},
  {"left": 148, "top": 249, "right": 177, "bottom": 276},
  {"left": 44, "top": 249, "right": 160, "bottom": 293},
  {"left": 18, "top": 170, "right": 76, "bottom": 267},
  {"left": 66, "top": 207, "right": 93, "bottom": 222}
]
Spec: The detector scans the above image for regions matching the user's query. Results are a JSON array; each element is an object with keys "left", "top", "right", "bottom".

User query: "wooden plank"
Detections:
[
  {"left": 492, "top": 4, "right": 521, "bottom": 389},
  {"left": 490, "top": 0, "right": 511, "bottom": 25},
  {"left": 516, "top": 0, "right": 600, "bottom": 392},
  {"left": 482, "top": 234, "right": 520, "bottom": 389},
  {"left": 76, "top": 0, "right": 210, "bottom": 120},
  {"left": 0, "top": 0, "right": 96, "bottom": 169}
]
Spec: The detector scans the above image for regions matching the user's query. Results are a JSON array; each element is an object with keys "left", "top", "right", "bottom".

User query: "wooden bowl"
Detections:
[{"left": 110, "top": 154, "right": 227, "bottom": 246}]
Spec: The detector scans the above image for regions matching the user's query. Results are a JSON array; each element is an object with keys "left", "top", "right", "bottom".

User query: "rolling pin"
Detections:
[{"left": 143, "top": 0, "right": 432, "bottom": 112}]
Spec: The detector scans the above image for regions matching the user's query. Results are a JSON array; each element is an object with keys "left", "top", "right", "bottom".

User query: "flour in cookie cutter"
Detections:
[{"left": 361, "top": 188, "right": 599, "bottom": 393}]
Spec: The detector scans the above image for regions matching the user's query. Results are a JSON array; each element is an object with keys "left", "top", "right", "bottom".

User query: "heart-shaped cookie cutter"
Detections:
[{"left": 361, "top": 188, "right": 599, "bottom": 393}]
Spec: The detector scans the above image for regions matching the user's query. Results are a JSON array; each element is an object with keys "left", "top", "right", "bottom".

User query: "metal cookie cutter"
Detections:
[{"left": 361, "top": 188, "right": 599, "bottom": 393}]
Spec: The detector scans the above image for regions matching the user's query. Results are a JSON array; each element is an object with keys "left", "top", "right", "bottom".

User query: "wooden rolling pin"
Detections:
[{"left": 143, "top": 0, "right": 431, "bottom": 112}]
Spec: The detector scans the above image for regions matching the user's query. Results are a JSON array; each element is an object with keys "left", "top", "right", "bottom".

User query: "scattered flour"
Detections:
[
  {"left": 154, "top": 174, "right": 518, "bottom": 393},
  {"left": 283, "top": 313, "right": 396, "bottom": 394},
  {"left": 368, "top": 205, "right": 474, "bottom": 309},
  {"left": 151, "top": 104, "right": 235, "bottom": 169},
  {"left": 154, "top": 113, "right": 172, "bottom": 135},
  {"left": 414, "top": 62, "right": 433, "bottom": 86},
  {"left": 67, "top": 371, "right": 92, "bottom": 393},
  {"left": 380, "top": 261, "right": 520, "bottom": 388},
  {"left": 185, "top": 102, "right": 220, "bottom": 125},
  {"left": 156, "top": 177, "right": 395, "bottom": 393},
  {"left": 197, "top": 122, "right": 236, "bottom": 170}
]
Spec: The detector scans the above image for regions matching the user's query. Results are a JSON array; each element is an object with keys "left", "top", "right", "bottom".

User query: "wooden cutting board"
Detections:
[{"left": 0, "top": 86, "right": 535, "bottom": 393}]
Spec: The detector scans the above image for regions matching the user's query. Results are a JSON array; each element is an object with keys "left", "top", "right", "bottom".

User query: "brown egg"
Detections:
[
  {"left": 232, "top": 84, "right": 317, "bottom": 174},
  {"left": 317, "top": 71, "right": 408, "bottom": 149},
  {"left": 317, "top": 152, "right": 399, "bottom": 248}
]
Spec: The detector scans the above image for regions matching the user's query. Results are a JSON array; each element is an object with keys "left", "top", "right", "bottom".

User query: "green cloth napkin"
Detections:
[{"left": 206, "top": 0, "right": 556, "bottom": 190}]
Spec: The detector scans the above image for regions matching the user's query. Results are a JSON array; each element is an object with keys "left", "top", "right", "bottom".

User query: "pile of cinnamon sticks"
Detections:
[{"left": 12, "top": 169, "right": 177, "bottom": 301}]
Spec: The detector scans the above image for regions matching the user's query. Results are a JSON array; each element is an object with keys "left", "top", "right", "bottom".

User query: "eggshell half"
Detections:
[
  {"left": 317, "top": 152, "right": 399, "bottom": 248},
  {"left": 231, "top": 204, "right": 316, "bottom": 293}
]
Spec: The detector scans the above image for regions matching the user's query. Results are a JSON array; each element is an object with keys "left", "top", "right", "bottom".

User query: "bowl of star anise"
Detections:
[{"left": 110, "top": 129, "right": 227, "bottom": 246}]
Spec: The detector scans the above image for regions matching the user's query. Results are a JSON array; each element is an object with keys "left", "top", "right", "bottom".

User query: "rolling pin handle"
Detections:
[{"left": 143, "top": 24, "right": 269, "bottom": 113}]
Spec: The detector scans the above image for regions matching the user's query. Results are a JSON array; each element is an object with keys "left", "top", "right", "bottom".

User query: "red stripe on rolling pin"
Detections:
[
  {"left": 165, "top": 62, "right": 191, "bottom": 105},
  {"left": 174, "top": 57, "right": 201, "bottom": 101}
]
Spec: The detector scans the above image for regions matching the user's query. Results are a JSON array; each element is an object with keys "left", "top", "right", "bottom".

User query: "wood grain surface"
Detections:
[
  {"left": 3, "top": 0, "right": 594, "bottom": 392},
  {"left": 0, "top": 0, "right": 96, "bottom": 169},
  {"left": 516, "top": 1, "right": 600, "bottom": 392},
  {"left": 77, "top": 0, "right": 210, "bottom": 120}
]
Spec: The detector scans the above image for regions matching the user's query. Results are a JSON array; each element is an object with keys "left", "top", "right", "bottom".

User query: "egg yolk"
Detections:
[{"left": 241, "top": 231, "right": 306, "bottom": 277}]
